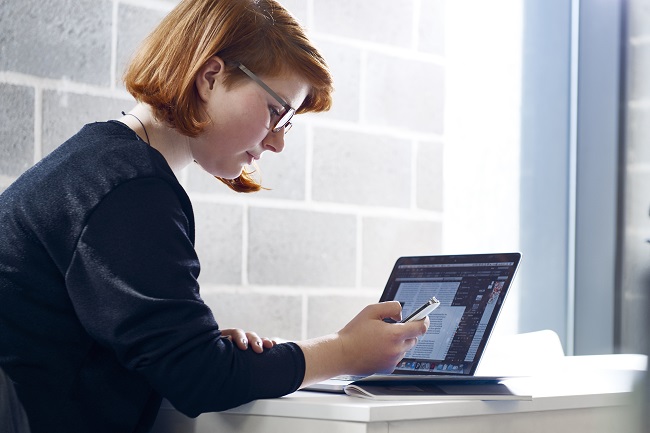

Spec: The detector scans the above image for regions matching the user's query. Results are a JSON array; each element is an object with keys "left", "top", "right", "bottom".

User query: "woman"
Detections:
[{"left": 0, "top": 0, "right": 428, "bottom": 432}]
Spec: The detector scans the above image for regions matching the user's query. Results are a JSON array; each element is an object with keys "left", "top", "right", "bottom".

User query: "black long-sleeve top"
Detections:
[{"left": 0, "top": 121, "right": 305, "bottom": 433}]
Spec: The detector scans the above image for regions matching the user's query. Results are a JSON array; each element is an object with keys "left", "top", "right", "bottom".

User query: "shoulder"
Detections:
[
  {"left": 47, "top": 121, "right": 183, "bottom": 194},
  {"left": 1, "top": 121, "right": 192, "bottom": 239}
]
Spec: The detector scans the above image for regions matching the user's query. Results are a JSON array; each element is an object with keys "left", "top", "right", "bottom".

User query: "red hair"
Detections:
[{"left": 123, "top": 0, "right": 333, "bottom": 192}]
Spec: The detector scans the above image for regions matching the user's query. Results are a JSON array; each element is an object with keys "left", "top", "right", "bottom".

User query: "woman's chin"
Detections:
[
  {"left": 203, "top": 165, "right": 244, "bottom": 180},
  {"left": 221, "top": 168, "right": 245, "bottom": 180}
]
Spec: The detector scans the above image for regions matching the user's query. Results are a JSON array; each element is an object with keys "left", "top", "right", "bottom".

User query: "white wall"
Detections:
[{"left": 444, "top": 0, "right": 523, "bottom": 337}]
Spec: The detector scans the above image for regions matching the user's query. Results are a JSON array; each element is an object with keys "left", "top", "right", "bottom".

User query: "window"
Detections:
[{"left": 444, "top": 0, "right": 624, "bottom": 355}]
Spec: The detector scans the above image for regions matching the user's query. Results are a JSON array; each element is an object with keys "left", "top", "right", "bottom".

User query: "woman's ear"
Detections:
[{"left": 196, "top": 56, "right": 226, "bottom": 102}]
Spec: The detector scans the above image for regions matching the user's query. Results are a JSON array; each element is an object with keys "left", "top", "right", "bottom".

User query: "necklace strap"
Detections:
[{"left": 121, "top": 111, "right": 150, "bottom": 145}]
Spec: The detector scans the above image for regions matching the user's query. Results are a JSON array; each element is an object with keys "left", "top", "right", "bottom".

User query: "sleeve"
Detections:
[{"left": 65, "top": 178, "right": 305, "bottom": 417}]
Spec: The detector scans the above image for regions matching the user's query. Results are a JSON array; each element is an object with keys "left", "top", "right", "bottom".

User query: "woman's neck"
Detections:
[{"left": 119, "top": 103, "right": 194, "bottom": 174}]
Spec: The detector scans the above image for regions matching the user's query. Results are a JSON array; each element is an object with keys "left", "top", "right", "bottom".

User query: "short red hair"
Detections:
[{"left": 123, "top": 0, "right": 333, "bottom": 192}]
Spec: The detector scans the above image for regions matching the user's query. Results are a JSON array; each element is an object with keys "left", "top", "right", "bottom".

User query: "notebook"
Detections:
[{"left": 305, "top": 252, "right": 522, "bottom": 393}]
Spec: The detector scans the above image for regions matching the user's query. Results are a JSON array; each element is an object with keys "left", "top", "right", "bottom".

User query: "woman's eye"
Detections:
[{"left": 269, "top": 106, "right": 281, "bottom": 118}]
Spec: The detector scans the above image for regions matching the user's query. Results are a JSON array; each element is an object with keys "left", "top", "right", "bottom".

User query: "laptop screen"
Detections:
[{"left": 379, "top": 253, "right": 521, "bottom": 376}]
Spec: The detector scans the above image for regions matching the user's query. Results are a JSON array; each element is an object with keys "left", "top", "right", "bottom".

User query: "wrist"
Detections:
[{"left": 295, "top": 333, "right": 347, "bottom": 387}]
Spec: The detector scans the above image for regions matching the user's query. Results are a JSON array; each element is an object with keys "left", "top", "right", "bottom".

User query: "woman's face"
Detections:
[{"left": 190, "top": 65, "right": 310, "bottom": 179}]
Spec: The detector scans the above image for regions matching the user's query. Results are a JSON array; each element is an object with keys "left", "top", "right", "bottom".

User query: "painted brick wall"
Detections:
[
  {"left": 0, "top": 0, "right": 445, "bottom": 341},
  {"left": 623, "top": 0, "right": 650, "bottom": 353}
]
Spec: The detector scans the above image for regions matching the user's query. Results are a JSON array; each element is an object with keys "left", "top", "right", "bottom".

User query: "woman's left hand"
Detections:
[{"left": 220, "top": 328, "right": 277, "bottom": 353}]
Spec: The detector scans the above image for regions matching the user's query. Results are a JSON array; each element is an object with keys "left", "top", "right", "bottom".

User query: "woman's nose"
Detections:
[{"left": 263, "top": 130, "right": 286, "bottom": 154}]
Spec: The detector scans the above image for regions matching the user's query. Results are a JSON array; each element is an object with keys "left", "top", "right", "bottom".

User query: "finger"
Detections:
[
  {"left": 404, "top": 336, "right": 419, "bottom": 351},
  {"left": 245, "top": 332, "right": 264, "bottom": 353},
  {"left": 375, "top": 301, "right": 403, "bottom": 322},
  {"left": 261, "top": 337, "right": 275, "bottom": 349},
  {"left": 222, "top": 329, "right": 249, "bottom": 350},
  {"left": 401, "top": 316, "right": 429, "bottom": 337}
]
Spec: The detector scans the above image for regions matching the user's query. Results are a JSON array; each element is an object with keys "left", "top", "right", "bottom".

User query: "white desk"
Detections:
[{"left": 152, "top": 355, "right": 646, "bottom": 433}]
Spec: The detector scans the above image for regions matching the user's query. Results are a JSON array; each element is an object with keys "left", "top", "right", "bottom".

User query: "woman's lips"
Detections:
[{"left": 246, "top": 152, "right": 259, "bottom": 165}]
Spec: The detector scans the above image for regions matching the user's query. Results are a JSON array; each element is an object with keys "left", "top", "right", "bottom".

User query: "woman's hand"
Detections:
[
  {"left": 336, "top": 301, "right": 429, "bottom": 375},
  {"left": 296, "top": 301, "right": 429, "bottom": 387},
  {"left": 220, "top": 328, "right": 277, "bottom": 354}
]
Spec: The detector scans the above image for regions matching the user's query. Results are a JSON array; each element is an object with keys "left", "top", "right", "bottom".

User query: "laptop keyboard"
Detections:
[{"left": 330, "top": 375, "right": 365, "bottom": 381}]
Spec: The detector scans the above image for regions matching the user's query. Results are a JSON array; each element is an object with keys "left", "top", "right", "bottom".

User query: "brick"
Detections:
[
  {"left": 628, "top": 43, "right": 650, "bottom": 102},
  {"left": 0, "top": 0, "right": 112, "bottom": 85},
  {"left": 254, "top": 123, "right": 307, "bottom": 200},
  {"left": 314, "top": 40, "right": 362, "bottom": 122},
  {"left": 248, "top": 208, "right": 357, "bottom": 286},
  {"left": 116, "top": 5, "right": 167, "bottom": 88},
  {"left": 313, "top": 0, "right": 415, "bottom": 48},
  {"left": 361, "top": 217, "right": 442, "bottom": 288},
  {"left": 312, "top": 128, "right": 411, "bottom": 207},
  {"left": 42, "top": 90, "right": 132, "bottom": 155},
  {"left": 416, "top": 140, "right": 443, "bottom": 211},
  {"left": 0, "top": 84, "right": 34, "bottom": 177},
  {"left": 276, "top": 0, "right": 309, "bottom": 25},
  {"left": 418, "top": 0, "right": 445, "bottom": 56},
  {"left": 618, "top": 226, "right": 650, "bottom": 354},
  {"left": 364, "top": 53, "right": 444, "bottom": 134},
  {"left": 201, "top": 290, "right": 303, "bottom": 340},
  {"left": 628, "top": 0, "right": 650, "bottom": 38},
  {"left": 626, "top": 105, "right": 650, "bottom": 166},
  {"left": 619, "top": 289, "right": 649, "bottom": 352},
  {"left": 306, "top": 294, "right": 377, "bottom": 338},
  {"left": 194, "top": 203, "right": 244, "bottom": 285},
  {"left": 624, "top": 170, "right": 650, "bottom": 231}
]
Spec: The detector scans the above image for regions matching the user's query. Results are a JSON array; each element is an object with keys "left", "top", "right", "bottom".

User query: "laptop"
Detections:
[{"left": 305, "top": 252, "right": 522, "bottom": 393}]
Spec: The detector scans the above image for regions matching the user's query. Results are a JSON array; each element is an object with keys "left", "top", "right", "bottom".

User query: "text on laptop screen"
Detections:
[{"left": 379, "top": 254, "right": 520, "bottom": 376}]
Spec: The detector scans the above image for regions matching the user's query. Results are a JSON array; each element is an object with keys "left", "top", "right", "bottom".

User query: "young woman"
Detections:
[{"left": 0, "top": 1, "right": 428, "bottom": 432}]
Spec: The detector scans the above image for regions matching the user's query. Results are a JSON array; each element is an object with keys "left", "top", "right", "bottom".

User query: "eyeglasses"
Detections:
[{"left": 238, "top": 63, "right": 295, "bottom": 134}]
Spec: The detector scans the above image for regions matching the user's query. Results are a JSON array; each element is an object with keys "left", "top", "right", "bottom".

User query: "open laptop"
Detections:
[{"left": 305, "top": 252, "right": 522, "bottom": 393}]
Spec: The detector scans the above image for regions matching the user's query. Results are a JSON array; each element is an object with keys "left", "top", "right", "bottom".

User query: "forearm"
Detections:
[
  {"left": 295, "top": 333, "right": 346, "bottom": 388},
  {"left": 141, "top": 339, "right": 305, "bottom": 416}
]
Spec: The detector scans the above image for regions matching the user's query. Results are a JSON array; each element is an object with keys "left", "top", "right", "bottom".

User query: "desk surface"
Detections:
[
  {"left": 152, "top": 354, "right": 646, "bottom": 433},
  {"left": 209, "top": 373, "right": 635, "bottom": 423}
]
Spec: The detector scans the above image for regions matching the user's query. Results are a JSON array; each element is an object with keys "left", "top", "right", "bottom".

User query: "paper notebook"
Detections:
[{"left": 344, "top": 379, "right": 531, "bottom": 401}]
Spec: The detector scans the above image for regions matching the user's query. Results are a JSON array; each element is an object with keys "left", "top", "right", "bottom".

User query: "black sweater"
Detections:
[{"left": 0, "top": 121, "right": 305, "bottom": 433}]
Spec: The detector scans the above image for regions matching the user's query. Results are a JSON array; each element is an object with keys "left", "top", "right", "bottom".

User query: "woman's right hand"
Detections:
[
  {"left": 297, "top": 301, "right": 429, "bottom": 388},
  {"left": 336, "top": 301, "right": 429, "bottom": 375}
]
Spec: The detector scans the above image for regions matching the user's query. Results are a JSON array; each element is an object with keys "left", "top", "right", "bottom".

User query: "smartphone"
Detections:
[{"left": 400, "top": 296, "right": 440, "bottom": 323}]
